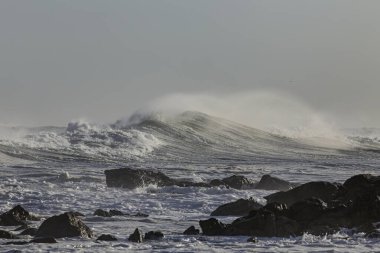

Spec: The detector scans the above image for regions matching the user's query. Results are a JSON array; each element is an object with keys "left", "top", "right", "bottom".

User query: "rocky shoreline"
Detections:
[{"left": 1, "top": 168, "right": 379, "bottom": 246}]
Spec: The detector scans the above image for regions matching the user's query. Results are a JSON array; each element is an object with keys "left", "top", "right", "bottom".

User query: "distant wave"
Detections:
[{"left": 0, "top": 111, "right": 379, "bottom": 167}]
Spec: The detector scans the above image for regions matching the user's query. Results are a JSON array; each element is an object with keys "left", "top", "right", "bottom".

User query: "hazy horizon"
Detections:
[{"left": 1, "top": 1, "right": 379, "bottom": 128}]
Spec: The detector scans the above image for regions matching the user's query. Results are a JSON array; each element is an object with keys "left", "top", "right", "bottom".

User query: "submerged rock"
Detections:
[
  {"left": 20, "top": 228, "right": 38, "bottom": 236},
  {"left": 255, "top": 174, "right": 294, "bottom": 191},
  {"left": 144, "top": 231, "right": 164, "bottom": 240},
  {"left": 105, "top": 168, "right": 175, "bottom": 189},
  {"left": 94, "top": 209, "right": 112, "bottom": 217},
  {"left": 128, "top": 228, "right": 143, "bottom": 243},
  {"left": 183, "top": 226, "right": 200, "bottom": 235},
  {"left": 0, "top": 230, "right": 18, "bottom": 239},
  {"left": 96, "top": 234, "right": 118, "bottom": 241},
  {"left": 30, "top": 237, "right": 57, "bottom": 243},
  {"left": 210, "top": 198, "right": 263, "bottom": 216},
  {"left": 35, "top": 212, "right": 93, "bottom": 238}
]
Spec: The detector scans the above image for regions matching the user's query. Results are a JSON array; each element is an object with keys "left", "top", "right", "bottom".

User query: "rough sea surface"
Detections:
[{"left": 0, "top": 111, "right": 380, "bottom": 252}]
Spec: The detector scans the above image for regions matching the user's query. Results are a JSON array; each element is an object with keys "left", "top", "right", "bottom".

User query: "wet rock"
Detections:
[
  {"left": 288, "top": 198, "right": 328, "bottom": 222},
  {"left": 94, "top": 209, "right": 111, "bottom": 217},
  {"left": 183, "top": 225, "right": 200, "bottom": 235},
  {"left": 247, "top": 237, "right": 257, "bottom": 243},
  {"left": 0, "top": 230, "right": 17, "bottom": 239},
  {"left": 3, "top": 241, "right": 29, "bottom": 245},
  {"left": 144, "top": 231, "right": 164, "bottom": 240},
  {"left": 209, "top": 179, "right": 227, "bottom": 187},
  {"left": 341, "top": 174, "right": 380, "bottom": 202},
  {"left": 261, "top": 202, "right": 288, "bottom": 216},
  {"left": 210, "top": 198, "right": 263, "bottom": 216},
  {"left": 133, "top": 212, "right": 149, "bottom": 217},
  {"left": 30, "top": 237, "right": 57, "bottom": 243},
  {"left": 0, "top": 205, "right": 38, "bottom": 226},
  {"left": 128, "top": 228, "right": 143, "bottom": 243},
  {"left": 105, "top": 168, "right": 175, "bottom": 189},
  {"left": 255, "top": 175, "right": 294, "bottom": 191},
  {"left": 96, "top": 234, "right": 117, "bottom": 241},
  {"left": 109, "top": 209, "right": 124, "bottom": 216},
  {"left": 265, "top": 181, "right": 342, "bottom": 206},
  {"left": 20, "top": 228, "right": 38, "bottom": 236},
  {"left": 199, "top": 218, "right": 227, "bottom": 236},
  {"left": 221, "top": 175, "right": 253, "bottom": 189},
  {"left": 36, "top": 212, "right": 93, "bottom": 238},
  {"left": 14, "top": 224, "right": 29, "bottom": 231},
  {"left": 70, "top": 212, "right": 85, "bottom": 217}
]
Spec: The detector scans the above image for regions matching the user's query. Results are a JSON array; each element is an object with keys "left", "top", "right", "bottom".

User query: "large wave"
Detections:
[{"left": 0, "top": 111, "right": 379, "bottom": 167}]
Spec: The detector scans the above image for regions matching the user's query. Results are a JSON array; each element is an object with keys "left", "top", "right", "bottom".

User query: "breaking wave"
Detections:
[{"left": 0, "top": 111, "right": 379, "bottom": 166}]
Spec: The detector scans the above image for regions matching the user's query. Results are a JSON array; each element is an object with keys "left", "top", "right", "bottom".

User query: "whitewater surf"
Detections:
[{"left": 0, "top": 111, "right": 380, "bottom": 252}]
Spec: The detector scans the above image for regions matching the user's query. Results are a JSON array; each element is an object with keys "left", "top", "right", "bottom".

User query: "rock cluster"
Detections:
[
  {"left": 199, "top": 174, "right": 380, "bottom": 237},
  {"left": 105, "top": 168, "right": 292, "bottom": 190}
]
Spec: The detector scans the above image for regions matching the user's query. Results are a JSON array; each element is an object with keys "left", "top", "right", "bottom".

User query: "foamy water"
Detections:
[{"left": 0, "top": 112, "right": 379, "bottom": 252}]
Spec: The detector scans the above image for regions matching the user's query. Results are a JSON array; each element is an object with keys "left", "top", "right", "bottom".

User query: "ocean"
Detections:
[{"left": 0, "top": 111, "right": 380, "bottom": 252}]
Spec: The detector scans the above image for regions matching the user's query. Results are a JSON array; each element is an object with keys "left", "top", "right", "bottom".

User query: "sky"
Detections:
[{"left": 0, "top": 0, "right": 379, "bottom": 128}]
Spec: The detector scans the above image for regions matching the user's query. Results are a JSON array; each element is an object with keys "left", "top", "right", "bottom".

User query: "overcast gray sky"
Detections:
[{"left": 0, "top": 0, "right": 379, "bottom": 127}]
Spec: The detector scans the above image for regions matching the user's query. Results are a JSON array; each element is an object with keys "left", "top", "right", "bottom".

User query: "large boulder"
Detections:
[
  {"left": 105, "top": 168, "right": 175, "bottom": 189},
  {"left": 340, "top": 174, "right": 380, "bottom": 202},
  {"left": 255, "top": 175, "right": 294, "bottom": 191},
  {"left": 0, "top": 205, "right": 38, "bottom": 226},
  {"left": 199, "top": 218, "right": 227, "bottom": 235},
  {"left": 265, "top": 181, "right": 342, "bottom": 206},
  {"left": 35, "top": 212, "right": 93, "bottom": 238},
  {"left": 210, "top": 198, "right": 263, "bottom": 216}
]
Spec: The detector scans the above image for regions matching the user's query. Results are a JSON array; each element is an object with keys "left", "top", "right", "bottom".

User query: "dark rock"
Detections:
[
  {"left": 133, "top": 212, "right": 149, "bottom": 217},
  {"left": 247, "top": 237, "right": 257, "bottom": 243},
  {"left": 128, "top": 228, "right": 143, "bottom": 243},
  {"left": 183, "top": 225, "right": 200, "bottom": 235},
  {"left": 14, "top": 224, "right": 29, "bottom": 231},
  {"left": 35, "top": 212, "right": 93, "bottom": 238},
  {"left": 96, "top": 234, "right": 117, "bottom": 241},
  {"left": 0, "top": 230, "right": 17, "bottom": 239},
  {"left": 144, "top": 231, "right": 164, "bottom": 240},
  {"left": 175, "top": 181, "right": 211, "bottom": 187},
  {"left": 261, "top": 202, "right": 288, "bottom": 216},
  {"left": 70, "top": 212, "right": 85, "bottom": 217},
  {"left": 109, "top": 209, "right": 124, "bottom": 216},
  {"left": 105, "top": 168, "right": 175, "bottom": 189},
  {"left": 4, "top": 241, "right": 29, "bottom": 245},
  {"left": 288, "top": 198, "right": 328, "bottom": 222},
  {"left": 255, "top": 175, "right": 294, "bottom": 191},
  {"left": 211, "top": 198, "right": 263, "bottom": 216},
  {"left": 94, "top": 209, "right": 111, "bottom": 217},
  {"left": 30, "top": 237, "right": 57, "bottom": 243},
  {"left": 0, "top": 205, "right": 38, "bottom": 226},
  {"left": 199, "top": 218, "right": 226, "bottom": 235},
  {"left": 341, "top": 174, "right": 380, "bottom": 202},
  {"left": 209, "top": 179, "right": 227, "bottom": 187},
  {"left": 265, "top": 181, "right": 342, "bottom": 206},
  {"left": 221, "top": 175, "right": 253, "bottom": 189},
  {"left": 228, "top": 210, "right": 300, "bottom": 237},
  {"left": 20, "top": 228, "right": 38, "bottom": 236}
]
